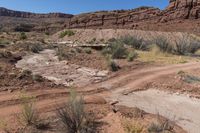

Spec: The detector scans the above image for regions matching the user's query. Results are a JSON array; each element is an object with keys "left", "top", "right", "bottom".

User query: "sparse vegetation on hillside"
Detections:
[
  {"left": 154, "top": 36, "right": 173, "bottom": 53},
  {"left": 154, "top": 35, "right": 200, "bottom": 55},
  {"left": 120, "top": 36, "right": 150, "bottom": 50},
  {"left": 59, "top": 30, "right": 75, "bottom": 38},
  {"left": 102, "top": 40, "right": 128, "bottom": 59},
  {"left": 173, "top": 35, "right": 200, "bottom": 55}
]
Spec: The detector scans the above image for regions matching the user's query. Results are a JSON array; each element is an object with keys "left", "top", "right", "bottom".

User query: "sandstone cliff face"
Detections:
[
  {"left": 66, "top": 0, "right": 200, "bottom": 29},
  {"left": 68, "top": 7, "right": 161, "bottom": 29},
  {"left": 166, "top": 0, "right": 200, "bottom": 19}
]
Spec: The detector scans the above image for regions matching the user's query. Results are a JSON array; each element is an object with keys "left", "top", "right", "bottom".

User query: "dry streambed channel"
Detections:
[
  {"left": 16, "top": 49, "right": 200, "bottom": 133},
  {"left": 16, "top": 49, "right": 108, "bottom": 87}
]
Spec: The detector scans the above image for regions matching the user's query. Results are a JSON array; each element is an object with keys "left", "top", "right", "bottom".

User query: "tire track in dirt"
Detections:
[{"left": 0, "top": 62, "right": 199, "bottom": 118}]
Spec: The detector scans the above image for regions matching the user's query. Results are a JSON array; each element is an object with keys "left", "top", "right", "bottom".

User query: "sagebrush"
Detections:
[{"left": 57, "top": 90, "right": 95, "bottom": 133}]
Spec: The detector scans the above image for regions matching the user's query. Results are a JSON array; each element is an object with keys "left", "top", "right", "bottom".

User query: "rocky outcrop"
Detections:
[
  {"left": 165, "top": 0, "right": 200, "bottom": 19},
  {"left": 66, "top": 0, "right": 200, "bottom": 29},
  {"left": 0, "top": 7, "right": 73, "bottom": 18},
  {"left": 68, "top": 7, "right": 161, "bottom": 29}
]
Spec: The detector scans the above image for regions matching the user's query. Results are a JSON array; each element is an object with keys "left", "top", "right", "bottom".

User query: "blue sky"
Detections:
[{"left": 0, "top": 0, "right": 169, "bottom": 14}]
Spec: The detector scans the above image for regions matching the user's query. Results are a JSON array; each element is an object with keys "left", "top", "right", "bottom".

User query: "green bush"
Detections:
[
  {"left": 154, "top": 36, "right": 173, "bottom": 53},
  {"left": 84, "top": 48, "right": 92, "bottom": 54},
  {"left": 20, "top": 32, "right": 27, "bottom": 40},
  {"left": 127, "top": 50, "right": 138, "bottom": 62},
  {"left": 154, "top": 35, "right": 200, "bottom": 55},
  {"left": 107, "top": 57, "right": 120, "bottom": 72},
  {"left": 19, "top": 93, "right": 38, "bottom": 126},
  {"left": 45, "top": 32, "right": 50, "bottom": 36},
  {"left": 0, "top": 39, "right": 10, "bottom": 45},
  {"left": 103, "top": 40, "right": 128, "bottom": 59},
  {"left": 57, "top": 90, "right": 95, "bottom": 133},
  {"left": 173, "top": 35, "right": 200, "bottom": 55},
  {"left": 120, "top": 36, "right": 149, "bottom": 50},
  {"left": 88, "top": 38, "right": 96, "bottom": 44},
  {"left": 29, "top": 44, "right": 43, "bottom": 53},
  {"left": 59, "top": 30, "right": 75, "bottom": 38},
  {"left": 148, "top": 117, "right": 174, "bottom": 133},
  {"left": 32, "top": 74, "right": 44, "bottom": 82}
]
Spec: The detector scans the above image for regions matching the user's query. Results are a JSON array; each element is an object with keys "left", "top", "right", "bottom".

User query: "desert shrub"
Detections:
[
  {"left": 32, "top": 74, "right": 44, "bottom": 82},
  {"left": 20, "top": 32, "right": 27, "bottom": 40},
  {"left": 148, "top": 116, "right": 174, "bottom": 133},
  {"left": 107, "top": 57, "right": 120, "bottom": 72},
  {"left": 177, "top": 71, "right": 200, "bottom": 83},
  {"left": 173, "top": 35, "right": 200, "bottom": 55},
  {"left": 88, "top": 38, "right": 97, "bottom": 44},
  {"left": 56, "top": 47, "right": 66, "bottom": 60},
  {"left": 127, "top": 50, "right": 138, "bottom": 62},
  {"left": 154, "top": 36, "right": 173, "bottom": 53},
  {"left": 103, "top": 40, "right": 128, "bottom": 59},
  {"left": 154, "top": 35, "right": 200, "bottom": 55},
  {"left": 59, "top": 30, "right": 75, "bottom": 38},
  {"left": 18, "top": 92, "right": 38, "bottom": 126},
  {"left": 120, "top": 36, "right": 149, "bottom": 50},
  {"left": 75, "top": 47, "right": 82, "bottom": 53},
  {"left": 102, "top": 47, "right": 112, "bottom": 56},
  {"left": 18, "top": 70, "right": 32, "bottom": 80},
  {"left": 122, "top": 119, "right": 143, "bottom": 133},
  {"left": 57, "top": 90, "right": 94, "bottom": 133},
  {"left": 84, "top": 48, "right": 92, "bottom": 54},
  {"left": 56, "top": 46, "right": 74, "bottom": 60},
  {"left": 29, "top": 44, "right": 43, "bottom": 53},
  {"left": 45, "top": 32, "right": 50, "bottom": 36},
  {"left": 111, "top": 41, "right": 127, "bottom": 59},
  {"left": 0, "top": 39, "right": 10, "bottom": 45}
]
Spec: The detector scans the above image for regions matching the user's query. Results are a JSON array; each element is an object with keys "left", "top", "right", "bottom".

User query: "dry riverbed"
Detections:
[{"left": 16, "top": 49, "right": 108, "bottom": 87}]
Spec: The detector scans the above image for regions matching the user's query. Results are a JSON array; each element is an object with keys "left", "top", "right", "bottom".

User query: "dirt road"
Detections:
[
  {"left": 1, "top": 50, "right": 200, "bottom": 132},
  {"left": 114, "top": 89, "right": 200, "bottom": 133}
]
